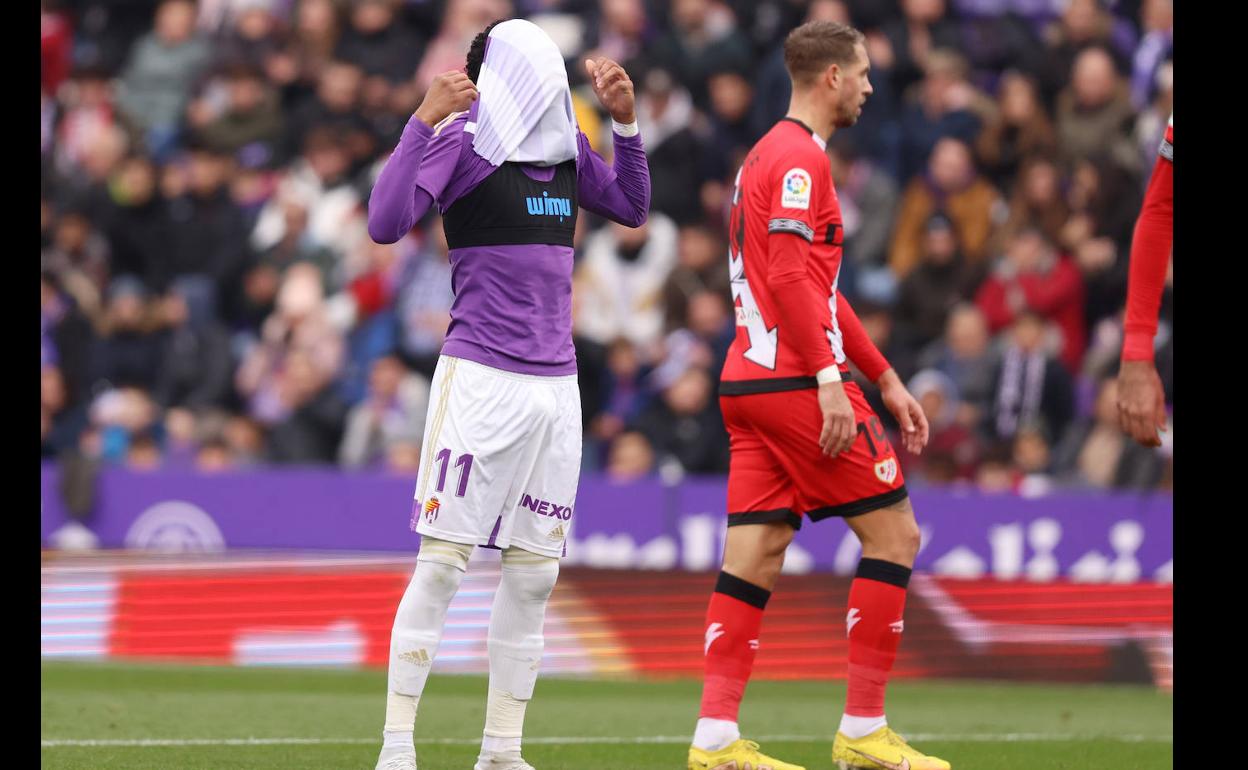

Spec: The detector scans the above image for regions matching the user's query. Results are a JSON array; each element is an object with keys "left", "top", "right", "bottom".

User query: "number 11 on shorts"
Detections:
[{"left": 434, "top": 448, "right": 474, "bottom": 497}]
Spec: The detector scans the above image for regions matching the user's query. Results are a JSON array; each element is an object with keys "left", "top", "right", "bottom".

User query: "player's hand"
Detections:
[
  {"left": 1116, "top": 360, "right": 1166, "bottom": 447},
  {"left": 415, "top": 71, "right": 478, "bottom": 128},
  {"left": 585, "top": 57, "right": 635, "bottom": 124},
  {"left": 879, "top": 372, "right": 930, "bottom": 455},
  {"left": 817, "top": 381, "right": 856, "bottom": 457}
]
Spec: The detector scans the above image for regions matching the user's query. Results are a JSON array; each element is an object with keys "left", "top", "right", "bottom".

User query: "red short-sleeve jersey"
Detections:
[{"left": 720, "top": 118, "right": 849, "bottom": 389}]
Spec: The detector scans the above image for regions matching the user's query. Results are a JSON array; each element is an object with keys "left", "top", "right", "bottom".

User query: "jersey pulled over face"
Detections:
[{"left": 721, "top": 118, "right": 848, "bottom": 385}]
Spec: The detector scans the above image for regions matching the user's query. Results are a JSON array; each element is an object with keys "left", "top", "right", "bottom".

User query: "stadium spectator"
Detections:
[
  {"left": 898, "top": 368, "right": 981, "bottom": 484},
  {"left": 633, "top": 366, "right": 728, "bottom": 474},
  {"left": 101, "top": 155, "right": 170, "bottom": 292},
  {"left": 582, "top": 0, "right": 652, "bottom": 74},
  {"left": 125, "top": 431, "right": 164, "bottom": 470},
  {"left": 153, "top": 276, "right": 235, "bottom": 410},
  {"left": 41, "top": 207, "right": 111, "bottom": 318},
  {"left": 41, "top": 273, "right": 96, "bottom": 408},
  {"left": 1035, "top": 0, "right": 1135, "bottom": 107},
  {"left": 42, "top": 366, "right": 89, "bottom": 459},
  {"left": 574, "top": 214, "right": 679, "bottom": 353},
  {"left": 394, "top": 222, "right": 455, "bottom": 380},
  {"left": 209, "top": 0, "right": 287, "bottom": 69},
  {"left": 1130, "top": 0, "right": 1172, "bottom": 111},
  {"left": 1052, "top": 376, "right": 1166, "bottom": 489},
  {"left": 894, "top": 213, "right": 977, "bottom": 352},
  {"left": 283, "top": 59, "right": 370, "bottom": 163},
  {"left": 251, "top": 127, "right": 368, "bottom": 272},
  {"left": 191, "top": 63, "right": 286, "bottom": 162},
  {"left": 413, "top": 0, "right": 514, "bottom": 92},
  {"left": 90, "top": 276, "right": 166, "bottom": 393},
  {"left": 998, "top": 155, "right": 1069, "bottom": 251},
  {"left": 223, "top": 414, "right": 266, "bottom": 466},
  {"left": 235, "top": 263, "right": 346, "bottom": 426},
  {"left": 1060, "top": 157, "right": 1141, "bottom": 328},
  {"left": 162, "top": 406, "right": 200, "bottom": 468},
  {"left": 264, "top": 348, "right": 349, "bottom": 463},
  {"left": 161, "top": 142, "right": 254, "bottom": 300},
  {"left": 975, "top": 227, "right": 1086, "bottom": 372},
  {"left": 335, "top": 0, "right": 425, "bottom": 85},
  {"left": 605, "top": 430, "right": 655, "bottom": 481},
  {"left": 917, "top": 304, "right": 999, "bottom": 433},
  {"left": 975, "top": 71, "right": 1058, "bottom": 190},
  {"left": 827, "top": 134, "right": 900, "bottom": 279},
  {"left": 1055, "top": 47, "right": 1139, "bottom": 174},
  {"left": 338, "top": 355, "right": 430, "bottom": 469},
  {"left": 889, "top": 136, "right": 1000, "bottom": 280},
  {"left": 195, "top": 436, "right": 235, "bottom": 471},
  {"left": 266, "top": 0, "right": 343, "bottom": 107},
  {"left": 987, "top": 311, "right": 1075, "bottom": 442},
  {"left": 661, "top": 225, "right": 731, "bottom": 333},
  {"left": 52, "top": 67, "right": 119, "bottom": 185},
  {"left": 896, "top": 48, "right": 990, "bottom": 186},
  {"left": 114, "top": 0, "right": 212, "bottom": 160},
  {"left": 634, "top": 68, "right": 704, "bottom": 226},
  {"left": 1012, "top": 420, "right": 1056, "bottom": 497},
  {"left": 877, "top": 0, "right": 963, "bottom": 99},
  {"left": 649, "top": 0, "right": 754, "bottom": 110},
  {"left": 699, "top": 64, "right": 757, "bottom": 201}
]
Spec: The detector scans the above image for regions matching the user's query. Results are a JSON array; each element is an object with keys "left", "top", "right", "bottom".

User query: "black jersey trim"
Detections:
[
  {"left": 781, "top": 117, "right": 815, "bottom": 135},
  {"left": 807, "top": 486, "right": 910, "bottom": 521},
  {"left": 727, "top": 508, "right": 803, "bottom": 531},
  {"left": 720, "top": 371, "right": 850, "bottom": 396}
]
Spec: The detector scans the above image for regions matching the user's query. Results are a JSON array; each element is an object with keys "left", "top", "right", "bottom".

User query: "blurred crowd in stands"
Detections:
[{"left": 41, "top": 0, "right": 1173, "bottom": 493}]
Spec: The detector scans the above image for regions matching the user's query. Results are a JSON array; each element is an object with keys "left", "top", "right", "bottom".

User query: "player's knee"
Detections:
[
  {"left": 876, "top": 518, "right": 920, "bottom": 566},
  {"left": 416, "top": 535, "right": 474, "bottom": 573},
  {"left": 501, "top": 547, "right": 560, "bottom": 603}
]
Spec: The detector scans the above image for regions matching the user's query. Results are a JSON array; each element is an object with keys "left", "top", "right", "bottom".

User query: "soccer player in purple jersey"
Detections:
[{"left": 366, "top": 18, "right": 649, "bottom": 770}]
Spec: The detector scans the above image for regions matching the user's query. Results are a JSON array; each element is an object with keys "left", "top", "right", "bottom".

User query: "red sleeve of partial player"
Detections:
[
  {"left": 768, "top": 232, "right": 837, "bottom": 374},
  {"left": 1121, "top": 152, "right": 1173, "bottom": 362},
  {"left": 836, "top": 291, "right": 891, "bottom": 382}
]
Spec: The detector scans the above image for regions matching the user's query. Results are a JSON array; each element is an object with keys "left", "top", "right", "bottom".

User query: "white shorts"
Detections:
[{"left": 411, "top": 355, "right": 581, "bottom": 558}]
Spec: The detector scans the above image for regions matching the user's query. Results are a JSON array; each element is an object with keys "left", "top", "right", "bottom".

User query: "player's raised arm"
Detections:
[
  {"left": 576, "top": 57, "right": 650, "bottom": 227},
  {"left": 835, "top": 291, "right": 929, "bottom": 453},
  {"left": 1117, "top": 114, "right": 1173, "bottom": 448},
  {"left": 367, "top": 71, "right": 478, "bottom": 244}
]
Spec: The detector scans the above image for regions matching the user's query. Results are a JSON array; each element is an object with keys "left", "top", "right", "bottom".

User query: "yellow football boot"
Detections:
[
  {"left": 688, "top": 738, "right": 806, "bottom": 770},
  {"left": 831, "top": 726, "right": 951, "bottom": 770}
]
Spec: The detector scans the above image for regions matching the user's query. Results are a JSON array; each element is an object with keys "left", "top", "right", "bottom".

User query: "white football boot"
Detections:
[
  {"left": 473, "top": 750, "right": 535, "bottom": 770},
  {"left": 374, "top": 744, "right": 417, "bottom": 770}
]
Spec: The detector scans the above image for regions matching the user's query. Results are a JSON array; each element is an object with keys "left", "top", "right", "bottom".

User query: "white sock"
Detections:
[
  {"left": 481, "top": 547, "right": 559, "bottom": 756},
  {"left": 384, "top": 537, "right": 473, "bottom": 736},
  {"left": 481, "top": 731, "right": 522, "bottom": 755},
  {"left": 839, "top": 713, "right": 887, "bottom": 739},
  {"left": 382, "top": 728, "right": 415, "bottom": 752},
  {"left": 692, "top": 718, "right": 740, "bottom": 751}
]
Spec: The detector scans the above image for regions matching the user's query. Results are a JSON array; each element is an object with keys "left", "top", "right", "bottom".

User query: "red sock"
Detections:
[
  {"left": 698, "top": 571, "right": 770, "bottom": 721},
  {"left": 845, "top": 558, "right": 911, "bottom": 717}
]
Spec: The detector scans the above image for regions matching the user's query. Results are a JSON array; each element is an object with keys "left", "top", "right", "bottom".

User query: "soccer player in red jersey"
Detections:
[
  {"left": 685, "top": 21, "right": 952, "bottom": 770},
  {"left": 1117, "top": 114, "right": 1173, "bottom": 447}
]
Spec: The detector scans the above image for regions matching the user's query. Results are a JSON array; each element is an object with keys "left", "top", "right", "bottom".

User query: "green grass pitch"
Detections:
[{"left": 41, "top": 661, "right": 1172, "bottom": 769}]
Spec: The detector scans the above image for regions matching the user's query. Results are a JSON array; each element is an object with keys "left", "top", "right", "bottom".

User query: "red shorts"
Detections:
[{"left": 721, "top": 382, "right": 908, "bottom": 529}]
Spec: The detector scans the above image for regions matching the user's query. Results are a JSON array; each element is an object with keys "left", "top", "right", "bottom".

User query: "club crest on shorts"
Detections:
[
  {"left": 422, "top": 496, "right": 441, "bottom": 524},
  {"left": 874, "top": 457, "right": 898, "bottom": 485}
]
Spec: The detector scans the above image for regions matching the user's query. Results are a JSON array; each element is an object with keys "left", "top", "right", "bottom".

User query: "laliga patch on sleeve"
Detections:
[{"left": 781, "top": 168, "right": 812, "bottom": 210}]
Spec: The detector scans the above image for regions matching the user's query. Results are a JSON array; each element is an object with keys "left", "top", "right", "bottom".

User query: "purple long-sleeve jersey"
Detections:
[{"left": 368, "top": 105, "right": 651, "bottom": 376}]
